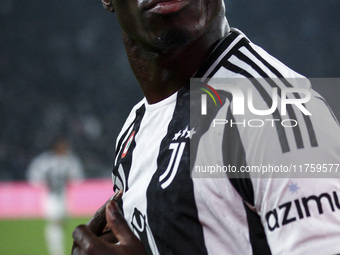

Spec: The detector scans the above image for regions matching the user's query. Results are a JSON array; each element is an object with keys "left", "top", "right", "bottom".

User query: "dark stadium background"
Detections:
[{"left": 1, "top": 0, "right": 339, "bottom": 180}]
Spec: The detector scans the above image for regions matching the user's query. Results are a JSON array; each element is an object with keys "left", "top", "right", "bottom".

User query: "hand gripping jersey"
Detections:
[{"left": 112, "top": 29, "right": 340, "bottom": 255}]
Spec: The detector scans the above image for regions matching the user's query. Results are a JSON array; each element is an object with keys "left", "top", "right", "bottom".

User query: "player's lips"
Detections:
[{"left": 143, "top": 0, "right": 190, "bottom": 15}]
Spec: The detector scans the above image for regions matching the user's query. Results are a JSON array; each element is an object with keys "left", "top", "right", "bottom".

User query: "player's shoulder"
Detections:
[
  {"left": 209, "top": 28, "right": 304, "bottom": 80},
  {"left": 247, "top": 41, "right": 304, "bottom": 79},
  {"left": 32, "top": 151, "right": 54, "bottom": 163},
  {"left": 66, "top": 152, "right": 82, "bottom": 162},
  {"left": 121, "top": 97, "right": 145, "bottom": 129},
  {"left": 27, "top": 151, "right": 55, "bottom": 174}
]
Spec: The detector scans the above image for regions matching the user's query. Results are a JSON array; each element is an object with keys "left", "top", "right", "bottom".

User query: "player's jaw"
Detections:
[{"left": 114, "top": 0, "right": 224, "bottom": 53}]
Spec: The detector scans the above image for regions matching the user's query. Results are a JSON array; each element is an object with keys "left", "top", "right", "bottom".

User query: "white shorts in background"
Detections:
[{"left": 45, "top": 194, "right": 66, "bottom": 221}]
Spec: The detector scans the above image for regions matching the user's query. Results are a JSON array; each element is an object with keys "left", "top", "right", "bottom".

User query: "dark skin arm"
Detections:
[
  {"left": 72, "top": 193, "right": 147, "bottom": 255},
  {"left": 71, "top": 190, "right": 146, "bottom": 255}
]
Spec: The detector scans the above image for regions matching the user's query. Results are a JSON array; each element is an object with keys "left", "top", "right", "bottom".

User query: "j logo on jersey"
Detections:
[
  {"left": 159, "top": 126, "right": 195, "bottom": 189},
  {"left": 159, "top": 142, "right": 186, "bottom": 189}
]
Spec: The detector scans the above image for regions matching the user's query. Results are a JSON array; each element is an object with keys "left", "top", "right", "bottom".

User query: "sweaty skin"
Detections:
[{"left": 109, "top": 0, "right": 230, "bottom": 103}]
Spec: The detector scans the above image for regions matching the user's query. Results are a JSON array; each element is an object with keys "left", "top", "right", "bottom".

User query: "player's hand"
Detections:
[
  {"left": 72, "top": 198, "right": 147, "bottom": 255},
  {"left": 71, "top": 190, "right": 123, "bottom": 254}
]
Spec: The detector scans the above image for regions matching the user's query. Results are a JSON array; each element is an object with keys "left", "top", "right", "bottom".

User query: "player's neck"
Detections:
[{"left": 124, "top": 19, "right": 230, "bottom": 104}]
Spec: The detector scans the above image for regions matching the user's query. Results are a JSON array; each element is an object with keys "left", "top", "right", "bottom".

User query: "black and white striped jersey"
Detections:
[{"left": 112, "top": 28, "right": 340, "bottom": 255}]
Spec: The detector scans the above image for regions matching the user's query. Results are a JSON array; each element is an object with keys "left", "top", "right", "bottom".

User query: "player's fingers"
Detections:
[
  {"left": 72, "top": 203, "right": 108, "bottom": 254},
  {"left": 71, "top": 245, "right": 85, "bottom": 255},
  {"left": 99, "top": 229, "right": 117, "bottom": 243},
  {"left": 102, "top": 190, "right": 123, "bottom": 232},
  {"left": 86, "top": 201, "right": 108, "bottom": 235},
  {"left": 71, "top": 241, "right": 78, "bottom": 255},
  {"left": 112, "top": 190, "right": 123, "bottom": 202},
  {"left": 106, "top": 199, "right": 137, "bottom": 245},
  {"left": 87, "top": 191, "right": 123, "bottom": 235},
  {"left": 72, "top": 225, "right": 108, "bottom": 255}
]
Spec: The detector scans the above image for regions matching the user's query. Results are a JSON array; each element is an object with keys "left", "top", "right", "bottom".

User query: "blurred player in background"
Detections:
[
  {"left": 71, "top": 0, "right": 340, "bottom": 254},
  {"left": 27, "top": 137, "right": 84, "bottom": 255}
]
